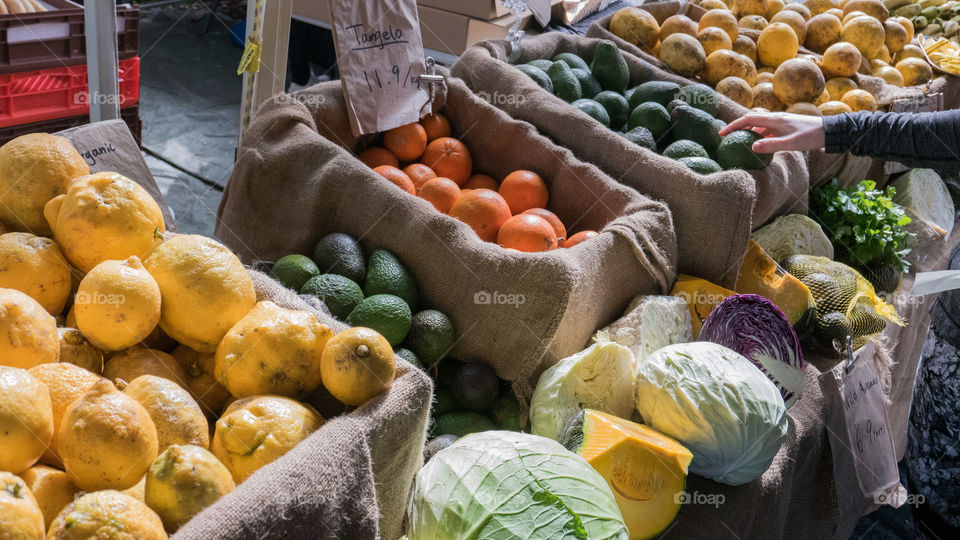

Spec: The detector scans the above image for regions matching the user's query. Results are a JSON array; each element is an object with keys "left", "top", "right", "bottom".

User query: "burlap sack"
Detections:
[
  {"left": 216, "top": 76, "right": 676, "bottom": 395},
  {"left": 451, "top": 33, "right": 808, "bottom": 287},
  {"left": 175, "top": 270, "right": 433, "bottom": 540}
]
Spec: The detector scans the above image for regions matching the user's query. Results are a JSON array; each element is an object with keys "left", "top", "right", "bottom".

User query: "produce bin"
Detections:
[
  {"left": 0, "top": 104, "right": 141, "bottom": 145},
  {"left": 451, "top": 33, "right": 808, "bottom": 287},
  {"left": 216, "top": 73, "right": 678, "bottom": 396}
]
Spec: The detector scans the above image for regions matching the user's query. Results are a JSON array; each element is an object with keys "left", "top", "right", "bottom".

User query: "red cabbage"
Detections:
[{"left": 699, "top": 294, "right": 805, "bottom": 407}]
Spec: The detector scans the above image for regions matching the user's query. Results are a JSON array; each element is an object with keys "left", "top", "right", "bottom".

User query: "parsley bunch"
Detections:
[{"left": 810, "top": 179, "right": 914, "bottom": 272}]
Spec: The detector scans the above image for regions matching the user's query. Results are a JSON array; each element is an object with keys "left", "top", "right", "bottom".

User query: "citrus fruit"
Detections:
[
  {"left": 19, "top": 465, "right": 80, "bottom": 530},
  {"left": 0, "top": 366, "right": 54, "bottom": 473},
  {"left": 841, "top": 88, "right": 877, "bottom": 111},
  {"left": 211, "top": 395, "right": 324, "bottom": 483},
  {"left": 498, "top": 170, "right": 549, "bottom": 215},
  {"left": 420, "top": 113, "right": 451, "bottom": 141},
  {"left": 384, "top": 122, "right": 428, "bottom": 161},
  {"left": 0, "top": 471, "right": 45, "bottom": 539},
  {"left": 59, "top": 379, "right": 158, "bottom": 491},
  {"left": 731, "top": 0, "right": 766, "bottom": 16},
  {"left": 357, "top": 146, "right": 398, "bottom": 169},
  {"left": 766, "top": 0, "right": 786, "bottom": 18},
  {"left": 563, "top": 230, "right": 599, "bottom": 248},
  {"left": 659, "top": 14, "right": 698, "bottom": 42},
  {"left": 421, "top": 137, "right": 472, "bottom": 185},
  {"left": 321, "top": 326, "right": 396, "bottom": 406},
  {"left": 841, "top": 15, "right": 884, "bottom": 58},
  {"left": 215, "top": 300, "right": 334, "bottom": 398},
  {"left": 462, "top": 173, "right": 499, "bottom": 190},
  {"left": 123, "top": 476, "right": 147, "bottom": 503},
  {"left": 610, "top": 7, "right": 660, "bottom": 49},
  {"left": 804, "top": 13, "right": 842, "bottom": 53},
  {"left": 703, "top": 49, "right": 757, "bottom": 86},
  {"left": 171, "top": 344, "right": 231, "bottom": 418},
  {"left": 57, "top": 327, "right": 103, "bottom": 374},
  {"left": 733, "top": 35, "right": 758, "bottom": 63},
  {"left": 47, "top": 490, "right": 166, "bottom": 540},
  {"left": 0, "top": 232, "right": 72, "bottom": 314},
  {"left": 497, "top": 214, "right": 559, "bottom": 252},
  {"left": 659, "top": 33, "right": 707, "bottom": 77},
  {"left": 145, "top": 234, "right": 257, "bottom": 353},
  {"left": 26, "top": 362, "right": 100, "bottom": 466},
  {"left": 698, "top": 27, "right": 733, "bottom": 56},
  {"left": 822, "top": 42, "right": 862, "bottom": 78},
  {"left": 752, "top": 82, "right": 786, "bottom": 111},
  {"left": 403, "top": 309, "right": 457, "bottom": 367},
  {"left": 896, "top": 57, "right": 933, "bottom": 86},
  {"left": 825, "top": 76, "right": 858, "bottom": 100},
  {"left": 0, "top": 287, "right": 59, "bottom": 369},
  {"left": 698, "top": 9, "right": 739, "bottom": 42},
  {"left": 875, "top": 65, "right": 904, "bottom": 87},
  {"left": 757, "top": 22, "right": 799, "bottom": 67},
  {"left": 0, "top": 133, "right": 89, "bottom": 236},
  {"left": 522, "top": 208, "right": 567, "bottom": 243},
  {"left": 270, "top": 253, "right": 320, "bottom": 291},
  {"left": 300, "top": 273, "right": 364, "bottom": 320},
  {"left": 122, "top": 375, "right": 209, "bottom": 452},
  {"left": 145, "top": 444, "right": 235, "bottom": 532},
  {"left": 403, "top": 163, "right": 437, "bottom": 188},
  {"left": 716, "top": 76, "right": 755, "bottom": 107},
  {"left": 739, "top": 14, "right": 769, "bottom": 30},
  {"left": 104, "top": 348, "right": 187, "bottom": 388},
  {"left": 449, "top": 189, "right": 512, "bottom": 242},
  {"left": 373, "top": 165, "right": 417, "bottom": 195},
  {"left": 784, "top": 2, "right": 813, "bottom": 19},
  {"left": 819, "top": 100, "right": 854, "bottom": 114},
  {"left": 346, "top": 294, "right": 412, "bottom": 347},
  {"left": 770, "top": 10, "right": 808, "bottom": 44},
  {"left": 45, "top": 172, "right": 165, "bottom": 273},
  {"left": 418, "top": 177, "right": 461, "bottom": 214},
  {"left": 883, "top": 18, "right": 908, "bottom": 54},
  {"left": 75, "top": 256, "right": 161, "bottom": 352},
  {"left": 773, "top": 58, "right": 826, "bottom": 105}
]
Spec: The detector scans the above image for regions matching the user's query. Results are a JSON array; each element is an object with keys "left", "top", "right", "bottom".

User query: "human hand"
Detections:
[{"left": 718, "top": 112, "right": 826, "bottom": 153}]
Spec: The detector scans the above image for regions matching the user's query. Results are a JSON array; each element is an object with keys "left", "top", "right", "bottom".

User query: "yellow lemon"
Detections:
[
  {"left": 144, "top": 235, "right": 256, "bottom": 353},
  {"left": 103, "top": 348, "right": 187, "bottom": 388},
  {"left": 75, "top": 256, "right": 161, "bottom": 351},
  {"left": 58, "top": 379, "right": 159, "bottom": 491},
  {"left": 0, "top": 133, "right": 89, "bottom": 236},
  {"left": 19, "top": 465, "right": 80, "bottom": 530},
  {"left": 0, "top": 472, "right": 45, "bottom": 539},
  {"left": 841, "top": 88, "right": 878, "bottom": 111},
  {"left": 0, "top": 366, "right": 54, "bottom": 474},
  {"left": 825, "top": 76, "right": 859, "bottom": 100},
  {"left": 47, "top": 490, "right": 167, "bottom": 540},
  {"left": 211, "top": 395, "right": 323, "bottom": 484},
  {"left": 145, "top": 444, "right": 235, "bottom": 532},
  {"left": 57, "top": 327, "right": 104, "bottom": 374},
  {"left": 0, "top": 288, "right": 59, "bottom": 369},
  {"left": 757, "top": 22, "right": 799, "bottom": 67},
  {"left": 44, "top": 172, "right": 165, "bottom": 273},
  {"left": 172, "top": 344, "right": 231, "bottom": 418},
  {"left": 819, "top": 99, "right": 855, "bottom": 114},
  {"left": 0, "top": 233, "right": 72, "bottom": 314},
  {"left": 122, "top": 375, "right": 209, "bottom": 453},
  {"left": 26, "top": 362, "right": 100, "bottom": 467},
  {"left": 841, "top": 15, "right": 885, "bottom": 58},
  {"left": 123, "top": 476, "right": 147, "bottom": 503},
  {"left": 895, "top": 57, "right": 933, "bottom": 87},
  {"left": 320, "top": 327, "right": 396, "bottom": 407},
  {"left": 214, "top": 301, "right": 334, "bottom": 399}
]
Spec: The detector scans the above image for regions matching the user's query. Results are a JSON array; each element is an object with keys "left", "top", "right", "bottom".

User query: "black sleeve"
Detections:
[{"left": 822, "top": 109, "right": 960, "bottom": 173}]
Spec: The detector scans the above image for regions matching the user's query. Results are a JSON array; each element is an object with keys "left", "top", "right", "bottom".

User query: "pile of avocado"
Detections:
[
  {"left": 425, "top": 359, "right": 526, "bottom": 460},
  {"left": 270, "top": 233, "right": 457, "bottom": 369},
  {"left": 514, "top": 41, "right": 772, "bottom": 174}
]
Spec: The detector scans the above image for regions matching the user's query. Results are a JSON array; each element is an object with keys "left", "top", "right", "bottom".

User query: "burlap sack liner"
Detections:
[
  {"left": 216, "top": 75, "right": 677, "bottom": 399},
  {"left": 174, "top": 270, "right": 432, "bottom": 540}
]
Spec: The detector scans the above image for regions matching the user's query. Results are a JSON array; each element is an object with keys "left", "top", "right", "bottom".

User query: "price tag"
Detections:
[{"left": 329, "top": 0, "right": 431, "bottom": 136}]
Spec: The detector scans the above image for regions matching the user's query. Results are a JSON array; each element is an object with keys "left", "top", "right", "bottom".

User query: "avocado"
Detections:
[
  {"left": 433, "top": 385, "right": 456, "bottom": 416},
  {"left": 364, "top": 249, "right": 418, "bottom": 310},
  {"left": 624, "top": 85, "right": 638, "bottom": 103},
  {"left": 312, "top": 232, "right": 366, "bottom": 285},
  {"left": 432, "top": 411, "right": 496, "bottom": 439},
  {"left": 814, "top": 311, "right": 852, "bottom": 349},
  {"left": 448, "top": 362, "right": 499, "bottom": 412},
  {"left": 404, "top": 309, "right": 457, "bottom": 367},
  {"left": 671, "top": 105, "right": 722, "bottom": 156},
  {"left": 712, "top": 118, "right": 728, "bottom": 133},
  {"left": 851, "top": 300, "right": 888, "bottom": 335},
  {"left": 546, "top": 61, "right": 583, "bottom": 103},
  {"left": 594, "top": 90, "right": 630, "bottom": 130},
  {"left": 394, "top": 347, "right": 422, "bottom": 369},
  {"left": 572, "top": 98, "right": 611, "bottom": 127},
  {"left": 715, "top": 129, "right": 772, "bottom": 170},
  {"left": 862, "top": 263, "right": 903, "bottom": 295},
  {"left": 590, "top": 40, "right": 630, "bottom": 93},
  {"left": 677, "top": 83, "right": 720, "bottom": 117},
  {"left": 628, "top": 101, "right": 671, "bottom": 141},
  {"left": 515, "top": 64, "right": 553, "bottom": 93},
  {"left": 552, "top": 52, "right": 591, "bottom": 72},
  {"left": 346, "top": 294, "right": 412, "bottom": 346},
  {"left": 526, "top": 59, "right": 554, "bottom": 71},
  {"left": 424, "top": 434, "right": 459, "bottom": 461},
  {"left": 666, "top": 99, "right": 688, "bottom": 114},
  {"left": 802, "top": 272, "right": 843, "bottom": 304},
  {"left": 622, "top": 126, "right": 657, "bottom": 152},
  {"left": 270, "top": 254, "right": 320, "bottom": 291},
  {"left": 571, "top": 68, "right": 603, "bottom": 99},
  {"left": 299, "top": 273, "right": 364, "bottom": 320},
  {"left": 629, "top": 81, "right": 681, "bottom": 111},
  {"left": 489, "top": 393, "right": 525, "bottom": 431},
  {"left": 663, "top": 139, "right": 710, "bottom": 160},
  {"left": 436, "top": 358, "right": 462, "bottom": 389},
  {"left": 678, "top": 156, "right": 723, "bottom": 175}
]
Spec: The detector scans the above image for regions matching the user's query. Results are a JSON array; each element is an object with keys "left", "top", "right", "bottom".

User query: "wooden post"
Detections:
[
  {"left": 85, "top": 0, "right": 120, "bottom": 122},
  {"left": 239, "top": 0, "right": 293, "bottom": 142}
]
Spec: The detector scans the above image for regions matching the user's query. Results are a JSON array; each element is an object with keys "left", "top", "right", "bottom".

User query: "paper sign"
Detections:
[
  {"left": 912, "top": 270, "right": 960, "bottom": 296},
  {"left": 329, "top": 0, "right": 431, "bottom": 136},
  {"left": 884, "top": 93, "right": 944, "bottom": 175}
]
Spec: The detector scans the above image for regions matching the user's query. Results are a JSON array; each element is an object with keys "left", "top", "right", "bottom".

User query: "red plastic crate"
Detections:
[{"left": 0, "top": 56, "right": 139, "bottom": 128}]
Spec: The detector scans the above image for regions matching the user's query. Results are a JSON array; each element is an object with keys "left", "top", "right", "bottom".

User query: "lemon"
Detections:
[
  {"left": 0, "top": 367, "right": 54, "bottom": 474},
  {"left": 320, "top": 326, "right": 396, "bottom": 406},
  {"left": 75, "top": 256, "right": 162, "bottom": 351},
  {"left": 211, "top": 395, "right": 324, "bottom": 484},
  {"left": 103, "top": 347, "right": 187, "bottom": 388},
  {"left": 144, "top": 235, "right": 256, "bottom": 353},
  {"left": 57, "top": 327, "right": 104, "bottom": 374},
  {"left": 0, "top": 232, "right": 72, "bottom": 314},
  {"left": 44, "top": 172, "right": 165, "bottom": 273},
  {"left": 145, "top": 444, "right": 235, "bottom": 532},
  {"left": 171, "top": 344, "right": 231, "bottom": 417},
  {"left": 215, "top": 301, "right": 334, "bottom": 399},
  {"left": 0, "top": 133, "right": 89, "bottom": 236},
  {"left": 47, "top": 490, "right": 167, "bottom": 540},
  {"left": 19, "top": 465, "right": 80, "bottom": 530},
  {"left": 58, "top": 379, "right": 159, "bottom": 491},
  {"left": 122, "top": 375, "right": 209, "bottom": 453},
  {"left": 123, "top": 476, "right": 147, "bottom": 503},
  {"left": 0, "top": 471, "right": 45, "bottom": 539},
  {"left": 0, "top": 288, "right": 59, "bottom": 369},
  {"left": 26, "top": 362, "right": 100, "bottom": 467}
]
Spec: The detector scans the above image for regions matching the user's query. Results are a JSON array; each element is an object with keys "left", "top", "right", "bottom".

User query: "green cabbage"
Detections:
[
  {"left": 530, "top": 341, "right": 635, "bottom": 441},
  {"left": 634, "top": 342, "right": 789, "bottom": 486},
  {"left": 407, "top": 431, "right": 629, "bottom": 540},
  {"left": 750, "top": 214, "right": 834, "bottom": 263},
  {"left": 890, "top": 168, "right": 956, "bottom": 250}
]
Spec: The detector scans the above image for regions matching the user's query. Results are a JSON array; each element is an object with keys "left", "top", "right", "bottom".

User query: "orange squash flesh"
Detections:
[
  {"left": 735, "top": 240, "right": 815, "bottom": 328},
  {"left": 671, "top": 275, "right": 735, "bottom": 338}
]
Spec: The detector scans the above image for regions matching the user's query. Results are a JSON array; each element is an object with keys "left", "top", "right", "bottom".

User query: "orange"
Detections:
[
  {"left": 422, "top": 137, "right": 472, "bottom": 185},
  {"left": 373, "top": 165, "right": 416, "bottom": 195},
  {"left": 383, "top": 122, "right": 428, "bottom": 161},
  {"left": 418, "top": 177, "right": 461, "bottom": 214},
  {"left": 497, "top": 214, "right": 558, "bottom": 252},
  {"left": 27, "top": 362, "right": 101, "bottom": 466},
  {"left": 523, "top": 208, "right": 567, "bottom": 243},
  {"left": 403, "top": 163, "right": 437, "bottom": 188},
  {"left": 449, "top": 189, "right": 512, "bottom": 242},
  {"left": 498, "top": 170, "right": 549, "bottom": 215},
  {"left": 357, "top": 147, "right": 398, "bottom": 169},
  {"left": 420, "top": 113, "right": 451, "bottom": 141},
  {"left": 564, "top": 230, "right": 599, "bottom": 248},
  {"left": 463, "top": 174, "right": 499, "bottom": 190}
]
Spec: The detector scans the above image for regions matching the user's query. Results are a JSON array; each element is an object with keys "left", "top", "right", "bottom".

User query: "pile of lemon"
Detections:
[{"left": 0, "top": 134, "right": 397, "bottom": 539}]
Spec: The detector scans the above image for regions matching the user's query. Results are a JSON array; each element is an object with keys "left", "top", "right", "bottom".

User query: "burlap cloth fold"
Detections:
[{"left": 451, "top": 32, "right": 808, "bottom": 287}]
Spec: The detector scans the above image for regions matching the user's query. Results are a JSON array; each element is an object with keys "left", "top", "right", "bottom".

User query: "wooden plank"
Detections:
[{"left": 239, "top": 0, "right": 292, "bottom": 142}]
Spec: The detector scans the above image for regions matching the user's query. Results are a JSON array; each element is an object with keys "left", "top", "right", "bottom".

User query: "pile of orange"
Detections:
[{"left": 357, "top": 113, "right": 597, "bottom": 252}]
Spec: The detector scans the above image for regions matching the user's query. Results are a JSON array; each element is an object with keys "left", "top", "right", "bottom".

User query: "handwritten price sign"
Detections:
[{"left": 330, "top": 0, "right": 431, "bottom": 136}]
